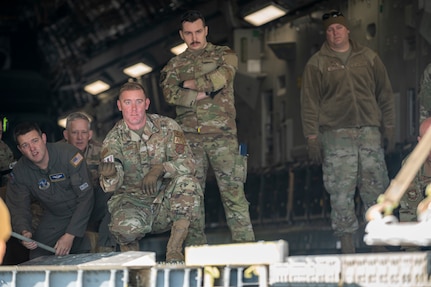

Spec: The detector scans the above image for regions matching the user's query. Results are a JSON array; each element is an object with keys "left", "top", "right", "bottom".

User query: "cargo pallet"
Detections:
[{"left": 0, "top": 240, "right": 430, "bottom": 287}]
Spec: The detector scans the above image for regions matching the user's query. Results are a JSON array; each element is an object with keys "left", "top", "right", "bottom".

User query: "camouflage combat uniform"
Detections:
[
  {"left": 99, "top": 115, "right": 204, "bottom": 246},
  {"left": 84, "top": 139, "right": 103, "bottom": 187},
  {"left": 301, "top": 39, "right": 394, "bottom": 237},
  {"left": 320, "top": 127, "right": 390, "bottom": 235},
  {"left": 160, "top": 42, "right": 255, "bottom": 243},
  {"left": 419, "top": 63, "right": 431, "bottom": 123},
  {"left": 0, "top": 140, "right": 14, "bottom": 187},
  {"left": 405, "top": 62, "right": 431, "bottom": 222},
  {"left": 399, "top": 156, "right": 431, "bottom": 222}
]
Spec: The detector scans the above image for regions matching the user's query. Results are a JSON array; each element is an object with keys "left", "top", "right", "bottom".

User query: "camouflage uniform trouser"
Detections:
[
  {"left": 185, "top": 132, "right": 255, "bottom": 243},
  {"left": 108, "top": 174, "right": 203, "bottom": 245},
  {"left": 321, "top": 127, "right": 389, "bottom": 237}
]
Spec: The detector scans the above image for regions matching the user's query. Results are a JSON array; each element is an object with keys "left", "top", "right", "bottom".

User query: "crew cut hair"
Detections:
[{"left": 118, "top": 81, "right": 147, "bottom": 99}]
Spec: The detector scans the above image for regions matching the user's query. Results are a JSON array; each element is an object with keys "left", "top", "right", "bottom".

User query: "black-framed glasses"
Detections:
[{"left": 322, "top": 11, "right": 343, "bottom": 20}]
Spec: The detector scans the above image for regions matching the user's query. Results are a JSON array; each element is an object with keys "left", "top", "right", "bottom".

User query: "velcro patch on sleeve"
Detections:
[
  {"left": 174, "top": 130, "right": 186, "bottom": 145},
  {"left": 70, "top": 152, "right": 84, "bottom": 167}
]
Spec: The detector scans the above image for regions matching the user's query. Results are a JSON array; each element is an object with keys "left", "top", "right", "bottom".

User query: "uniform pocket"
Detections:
[{"left": 234, "top": 154, "right": 248, "bottom": 183}]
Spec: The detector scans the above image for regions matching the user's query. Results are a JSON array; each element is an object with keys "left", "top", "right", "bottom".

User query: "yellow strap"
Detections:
[{"left": 244, "top": 265, "right": 259, "bottom": 279}]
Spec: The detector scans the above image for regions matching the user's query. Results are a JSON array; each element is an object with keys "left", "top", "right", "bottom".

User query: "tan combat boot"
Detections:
[
  {"left": 166, "top": 219, "right": 190, "bottom": 263},
  {"left": 120, "top": 241, "right": 140, "bottom": 252},
  {"left": 340, "top": 233, "right": 355, "bottom": 254}
]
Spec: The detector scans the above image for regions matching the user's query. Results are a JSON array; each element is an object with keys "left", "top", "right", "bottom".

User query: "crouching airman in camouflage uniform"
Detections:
[
  {"left": 399, "top": 118, "right": 431, "bottom": 223},
  {"left": 398, "top": 118, "right": 431, "bottom": 251},
  {"left": 99, "top": 82, "right": 204, "bottom": 262}
]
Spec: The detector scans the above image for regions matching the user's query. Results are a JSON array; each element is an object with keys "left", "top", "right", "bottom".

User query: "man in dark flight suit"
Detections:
[{"left": 6, "top": 122, "right": 94, "bottom": 259}]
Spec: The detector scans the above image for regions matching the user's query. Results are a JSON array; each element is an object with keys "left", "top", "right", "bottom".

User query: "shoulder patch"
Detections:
[
  {"left": 173, "top": 130, "right": 186, "bottom": 145},
  {"left": 70, "top": 152, "right": 84, "bottom": 167}
]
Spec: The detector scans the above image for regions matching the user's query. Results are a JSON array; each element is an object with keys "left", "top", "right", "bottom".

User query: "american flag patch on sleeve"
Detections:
[{"left": 70, "top": 152, "right": 84, "bottom": 167}]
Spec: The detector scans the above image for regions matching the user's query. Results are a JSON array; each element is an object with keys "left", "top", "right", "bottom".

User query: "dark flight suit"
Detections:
[{"left": 6, "top": 142, "right": 94, "bottom": 259}]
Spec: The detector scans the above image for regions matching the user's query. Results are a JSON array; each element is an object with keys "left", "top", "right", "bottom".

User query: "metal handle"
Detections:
[{"left": 11, "top": 231, "right": 56, "bottom": 253}]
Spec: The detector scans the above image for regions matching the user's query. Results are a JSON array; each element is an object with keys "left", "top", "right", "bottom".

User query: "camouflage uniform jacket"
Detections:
[
  {"left": 401, "top": 156, "right": 431, "bottom": 215},
  {"left": 160, "top": 42, "right": 238, "bottom": 135},
  {"left": 0, "top": 140, "right": 14, "bottom": 186},
  {"left": 100, "top": 114, "right": 197, "bottom": 204},
  {"left": 0, "top": 140, "right": 13, "bottom": 173},
  {"left": 301, "top": 39, "right": 395, "bottom": 137}
]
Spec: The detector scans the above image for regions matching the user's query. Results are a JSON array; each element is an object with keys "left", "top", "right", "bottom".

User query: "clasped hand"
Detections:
[{"left": 99, "top": 162, "right": 116, "bottom": 177}]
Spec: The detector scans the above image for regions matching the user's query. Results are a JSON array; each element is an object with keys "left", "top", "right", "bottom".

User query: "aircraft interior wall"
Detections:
[{"left": 234, "top": 0, "right": 431, "bottom": 171}]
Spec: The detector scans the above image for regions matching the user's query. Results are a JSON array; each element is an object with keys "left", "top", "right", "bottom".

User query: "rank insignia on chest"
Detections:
[
  {"left": 38, "top": 178, "right": 50, "bottom": 190},
  {"left": 49, "top": 173, "right": 66, "bottom": 182}
]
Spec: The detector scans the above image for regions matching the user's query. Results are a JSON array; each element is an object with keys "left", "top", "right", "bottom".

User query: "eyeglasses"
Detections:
[{"left": 322, "top": 11, "right": 343, "bottom": 20}]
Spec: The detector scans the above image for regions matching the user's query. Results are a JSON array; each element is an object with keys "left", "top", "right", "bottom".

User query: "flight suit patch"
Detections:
[
  {"left": 70, "top": 152, "right": 84, "bottom": 167},
  {"left": 38, "top": 178, "right": 50, "bottom": 190},
  {"left": 49, "top": 173, "right": 65, "bottom": 182},
  {"left": 79, "top": 182, "right": 89, "bottom": 191}
]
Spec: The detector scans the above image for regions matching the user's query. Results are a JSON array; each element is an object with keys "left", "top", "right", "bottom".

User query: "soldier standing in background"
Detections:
[
  {"left": 63, "top": 112, "right": 116, "bottom": 252},
  {"left": 98, "top": 82, "right": 204, "bottom": 262},
  {"left": 300, "top": 10, "right": 395, "bottom": 253},
  {"left": 160, "top": 10, "right": 255, "bottom": 244}
]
